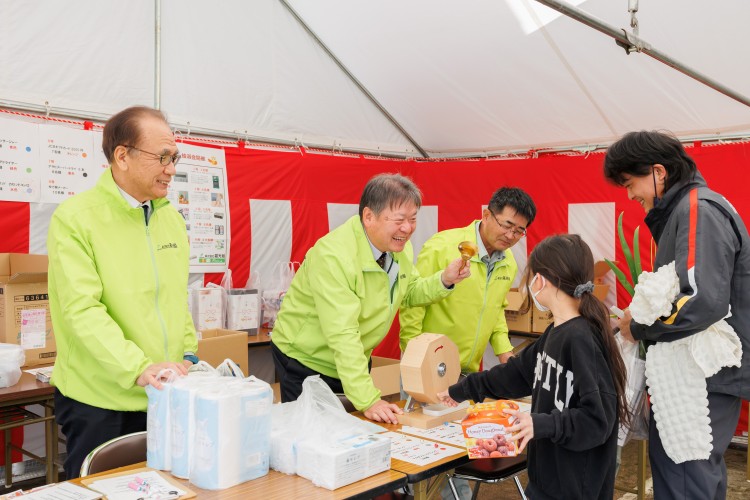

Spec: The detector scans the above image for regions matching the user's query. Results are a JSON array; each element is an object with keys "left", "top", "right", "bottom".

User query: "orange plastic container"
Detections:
[{"left": 461, "top": 400, "right": 520, "bottom": 458}]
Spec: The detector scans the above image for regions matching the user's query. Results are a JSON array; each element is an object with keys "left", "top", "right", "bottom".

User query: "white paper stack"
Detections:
[{"left": 296, "top": 434, "right": 391, "bottom": 490}]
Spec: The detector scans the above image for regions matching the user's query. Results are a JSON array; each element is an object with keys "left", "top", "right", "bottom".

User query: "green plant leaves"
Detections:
[
  {"left": 604, "top": 258, "right": 635, "bottom": 296},
  {"left": 606, "top": 212, "right": 642, "bottom": 297}
]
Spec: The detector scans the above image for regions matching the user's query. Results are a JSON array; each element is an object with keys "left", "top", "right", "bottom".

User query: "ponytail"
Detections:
[{"left": 579, "top": 292, "right": 631, "bottom": 430}]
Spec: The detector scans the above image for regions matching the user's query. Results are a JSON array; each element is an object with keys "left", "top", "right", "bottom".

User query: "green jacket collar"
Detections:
[
  {"left": 98, "top": 167, "right": 171, "bottom": 212},
  {"left": 350, "top": 216, "right": 411, "bottom": 271}
]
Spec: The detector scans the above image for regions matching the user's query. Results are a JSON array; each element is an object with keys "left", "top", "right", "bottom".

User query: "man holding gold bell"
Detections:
[{"left": 400, "top": 187, "right": 536, "bottom": 372}]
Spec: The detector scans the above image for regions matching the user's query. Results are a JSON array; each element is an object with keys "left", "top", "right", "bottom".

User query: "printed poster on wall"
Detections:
[
  {"left": 0, "top": 116, "right": 41, "bottom": 202},
  {"left": 167, "top": 142, "right": 229, "bottom": 273},
  {"left": 38, "top": 123, "right": 102, "bottom": 203}
]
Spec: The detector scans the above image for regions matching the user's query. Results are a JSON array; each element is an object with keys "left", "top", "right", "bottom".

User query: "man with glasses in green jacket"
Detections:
[
  {"left": 48, "top": 106, "right": 197, "bottom": 479},
  {"left": 400, "top": 187, "right": 536, "bottom": 372}
]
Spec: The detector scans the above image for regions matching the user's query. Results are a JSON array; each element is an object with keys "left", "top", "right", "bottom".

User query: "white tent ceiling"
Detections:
[{"left": 2, "top": 0, "right": 749, "bottom": 157}]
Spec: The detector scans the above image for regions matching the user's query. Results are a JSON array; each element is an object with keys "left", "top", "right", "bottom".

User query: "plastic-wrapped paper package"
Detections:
[
  {"left": 269, "top": 376, "right": 387, "bottom": 477},
  {"left": 296, "top": 434, "right": 391, "bottom": 490},
  {"left": 226, "top": 288, "right": 261, "bottom": 334},
  {"left": 193, "top": 286, "right": 225, "bottom": 331},
  {"left": 170, "top": 373, "right": 220, "bottom": 478},
  {"left": 190, "top": 377, "right": 273, "bottom": 490},
  {"left": 0, "top": 344, "right": 25, "bottom": 388},
  {"left": 269, "top": 400, "right": 301, "bottom": 474},
  {"left": 146, "top": 369, "right": 179, "bottom": 471}
]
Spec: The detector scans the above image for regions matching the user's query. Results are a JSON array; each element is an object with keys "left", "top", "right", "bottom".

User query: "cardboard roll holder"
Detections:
[{"left": 398, "top": 333, "right": 470, "bottom": 429}]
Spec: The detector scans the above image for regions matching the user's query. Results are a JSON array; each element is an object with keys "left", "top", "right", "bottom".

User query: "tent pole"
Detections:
[
  {"left": 154, "top": 0, "right": 162, "bottom": 109},
  {"left": 277, "top": 0, "right": 429, "bottom": 158},
  {"left": 532, "top": 0, "right": 750, "bottom": 108}
]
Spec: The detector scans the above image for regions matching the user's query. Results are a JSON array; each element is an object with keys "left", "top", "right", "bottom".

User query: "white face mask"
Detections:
[{"left": 528, "top": 274, "right": 550, "bottom": 312}]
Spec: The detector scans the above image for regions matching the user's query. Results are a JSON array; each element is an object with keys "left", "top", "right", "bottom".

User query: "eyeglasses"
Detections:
[
  {"left": 123, "top": 145, "right": 181, "bottom": 167},
  {"left": 489, "top": 210, "right": 526, "bottom": 238}
]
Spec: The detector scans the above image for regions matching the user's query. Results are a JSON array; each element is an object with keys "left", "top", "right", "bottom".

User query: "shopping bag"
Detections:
[{"left": 616, "top": 334, "right": 649, "bottom": 446}]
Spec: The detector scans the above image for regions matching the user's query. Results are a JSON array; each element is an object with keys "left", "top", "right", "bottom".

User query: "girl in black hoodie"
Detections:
[{"left": 438, "top": 234, "right": 629, "bottom": 500}]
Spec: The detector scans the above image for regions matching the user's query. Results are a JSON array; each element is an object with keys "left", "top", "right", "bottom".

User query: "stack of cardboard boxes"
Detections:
[
  {"left": 504, "top": 261, "right": 611, "bottom": 334},
  {"left": 0, "top": 253, "right": 56, "bottom": 367}
]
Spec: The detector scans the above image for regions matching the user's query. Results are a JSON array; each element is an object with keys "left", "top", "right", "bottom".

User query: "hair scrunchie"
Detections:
[{"left": 573, "top": 281, "right": 595, "bottom": 298}]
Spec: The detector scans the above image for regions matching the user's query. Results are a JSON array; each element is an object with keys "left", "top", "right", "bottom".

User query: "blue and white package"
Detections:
[
  {"left": 146, "top": 379, "right": 174, "bottom": 471},
  {"left": 169, "top": 373, "right": 218, "bottom": 478},
  {"left": 190, "top": 377, "right": 272, "bottom": 490}
]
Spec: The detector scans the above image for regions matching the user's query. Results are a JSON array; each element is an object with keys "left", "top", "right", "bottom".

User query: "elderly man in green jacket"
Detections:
[
  {"left": 271, "top": 173, "right": 470, "bottom": 424},
  {"left": 400, "top": 187, "right": 536, "bottom": 373},
  {"left": 48, "top": 106, "right": 197, "bottom": 479}
]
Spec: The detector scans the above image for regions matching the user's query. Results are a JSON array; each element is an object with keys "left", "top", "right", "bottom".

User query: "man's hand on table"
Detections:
[{"left": 364, "top": 399, "right": 403, "bottom": 425}]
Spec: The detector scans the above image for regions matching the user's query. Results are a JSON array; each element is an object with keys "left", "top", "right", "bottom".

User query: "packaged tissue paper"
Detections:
[
  {"left": 226, "top": 288, "right": 260, "bottom": 334},
  {"left": 296, "top": 434, "right": 391, "bottom": 490},
  {"left": 193, "top": 287, "right": 224, "bottom": 331},
  {"left": 169, "top": 373, "right": 219, "bottom": 478},
  {"left": 270, "top": 400, "right": 301, "bottom": 475},
  {"left": 146, "top": 379, "right": 175, "bottom": 470},
  {"left": 190, "top": 378, "right": 272, "bottom": 490}
]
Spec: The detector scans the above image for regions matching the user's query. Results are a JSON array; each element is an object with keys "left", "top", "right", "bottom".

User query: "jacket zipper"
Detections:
[
  {"left": 146, "top": 212, "right": 170, "bottom": 359},
  {"left": 467, "top": 258, "right": 490, "bottom": 370}
]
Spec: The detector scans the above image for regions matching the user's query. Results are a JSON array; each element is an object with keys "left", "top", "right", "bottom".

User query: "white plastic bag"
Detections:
[
  {"left": 261, "top": 262, "right": 297, "bottom": 328},
  {"left": 616, "top": 334, "right": 649, "bottom": 446},
  {"left": 0, "top": 344, "right": 25, "bottom": 388},
  {"left": 216, "top": 358, "right": 245, "bottom": 378},
  {"left": 269, "top": 375, "right": 386, "bottom": 480}
]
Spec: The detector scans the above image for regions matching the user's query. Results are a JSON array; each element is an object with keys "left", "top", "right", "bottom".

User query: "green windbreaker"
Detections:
[
  {"left": 400, "top": 221, "right": 516, "bottom": 373},
  {"left": 48, "top": 169, "right": 198, "bottom": 411},
  {"left": 271, "top": 215, "right": 451, "bottom": 410}
]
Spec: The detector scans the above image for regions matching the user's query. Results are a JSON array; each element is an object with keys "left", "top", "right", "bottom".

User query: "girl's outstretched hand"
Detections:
[
  {"left": 505, "top": 409, "right": 534, "bottom": 453},
  {"left": 437, "top": 390, "right": 458, "bottom": 407}
]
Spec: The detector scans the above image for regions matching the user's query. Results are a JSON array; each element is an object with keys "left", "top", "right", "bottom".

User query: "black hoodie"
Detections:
[{"left": 449, "top": 316, "right": 618, "bottom": 499}]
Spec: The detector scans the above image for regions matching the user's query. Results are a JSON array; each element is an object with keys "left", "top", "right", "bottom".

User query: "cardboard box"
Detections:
[
  {"left": 504, "top": 289, "right": 531, "bottom": 332},
  {"left": 197, "top": 328, "right": 249, "bottom": 375},
  {"left": 0, "top": 253, "right": 56, "bottom": 367},
  {"left": 593, "top": 284, "right": 609, "bottom": 302},
  {"left": 370, "top": 356, "right": 400, "bottom": 396}
]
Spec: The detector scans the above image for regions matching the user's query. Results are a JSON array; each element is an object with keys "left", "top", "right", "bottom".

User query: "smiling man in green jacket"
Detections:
[
  {"left": 400, "top": 187, "right": 536, "bottom": 373},
  {"left": 48, "top": 106, "right": 197, "bottom": 479},
  {"left": 271, "top": 173, "right": 470, "bottom": 425}
]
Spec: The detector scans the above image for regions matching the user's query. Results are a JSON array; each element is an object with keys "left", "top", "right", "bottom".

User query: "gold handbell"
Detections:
[{"left": 458, "top": 241, "right": 478, "bottom": 271}]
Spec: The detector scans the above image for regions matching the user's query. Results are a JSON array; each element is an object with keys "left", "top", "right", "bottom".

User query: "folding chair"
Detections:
[
  {"left": 79, "top": 431, "right": 147, "bottom": 477},
  {"left": 447, "top": 454, "right": 528, "bottom": 500}
]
